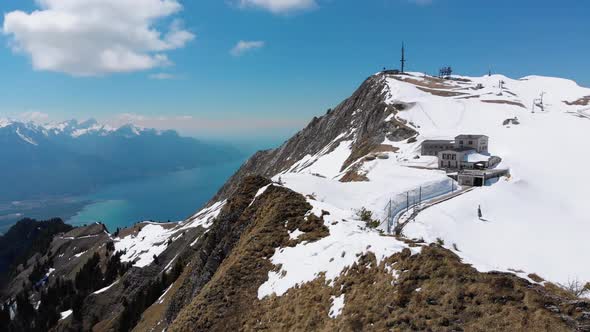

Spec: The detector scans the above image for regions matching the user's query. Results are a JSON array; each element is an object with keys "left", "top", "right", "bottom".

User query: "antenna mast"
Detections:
[{"left": 400, "top": 42, "right": 406, "bottom": 73}]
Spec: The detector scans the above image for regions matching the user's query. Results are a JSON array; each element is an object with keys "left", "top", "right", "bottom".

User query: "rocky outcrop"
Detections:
[
  {"left": 0, "top": 218, "right": 73, "bottom": 292},
  {"left": 167, "top": 176, "right": 328, "bottom": 331},
  {"left": 209, "top": 74, "right": 416, "bottom": 204}
]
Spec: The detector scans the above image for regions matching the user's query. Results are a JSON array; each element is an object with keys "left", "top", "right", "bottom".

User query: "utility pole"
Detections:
[
  {"left": 401, "top": 42, "right": 406, "bottom": 73},
  {"left": 390, "top": 199, "right": 393, "bottom": 233},
  {"left": 419, "top": 187, "right": 422, "bottom": 206}
]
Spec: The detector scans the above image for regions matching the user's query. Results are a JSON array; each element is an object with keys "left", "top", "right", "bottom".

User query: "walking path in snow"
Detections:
[
  {"left": 577, "top": 107, "right": 590, "bottom": 119},
  {"left": 393, "top": 186, "right": 474, "bottom": 235}
]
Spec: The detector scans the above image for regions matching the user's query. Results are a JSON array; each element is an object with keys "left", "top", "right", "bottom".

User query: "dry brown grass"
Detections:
[
  {"left": 239, "top": 245, "right": 585, "bottom": 332},
  {"left": 132, "top": 259, "right": 193, "bottom": 332},
  {"left": 168, "top": 223, "right": 588, "bottom": 332},
  {"left": 372, "top": 144, "right": 398, "bottom": 153},
  {"left": 416, "top": 86, "right": 468, "bottom": 97},
  {"left": 340, "top": 146, "right": 396, "bottom": 183},
  {"left": 168, "top": 185, "right": 329, "bottom": 332},
  {"left": 340, "top": 168, "right": 369, "bottom": 182},
  {"left": 162, "top": 177, "right": 588, "bottom": 332},
  {"left": 457, "top": 94, "right": 481, "bottom": 100},
  {"left": 528, "top": 273, "right": 545, "bottom": 283},
  {"left": 341, "top": 141, "right": 400, "bottom": 172},
  {"left": 482, "top": 99, "right": 526, "bottom": 108},
  {"left": 564, "top": 96, "right": 590, "bottom": 106},
  {"left": 395, "top": 76, "right": 458, "bottom": 90}
]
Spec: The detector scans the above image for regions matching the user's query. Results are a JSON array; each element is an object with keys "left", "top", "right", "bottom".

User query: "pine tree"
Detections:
[
  {"left": 0, "top": 304, "right": 10, "bottom": 329},
  {"left": 72, "top": 293, "right": 85, "bottom": 322}
]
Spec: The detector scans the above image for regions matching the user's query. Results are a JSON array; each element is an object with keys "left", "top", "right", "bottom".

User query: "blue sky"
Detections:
[{"left": 1, "top": 0, "right": 589, "bottom": 141}]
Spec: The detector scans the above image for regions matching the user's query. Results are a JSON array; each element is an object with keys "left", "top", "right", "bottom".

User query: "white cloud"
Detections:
[
  {"left": 230, "top": 40, "right": 265, "bottom": 57},
  {"left": 2, "top": 0, "right": 195, "bottom": 76},
  {"left": 18, "top": 111, "right": 50, "bottom": 122},
  {"left": 238, "top": 0, "right": 317, "bottom": 14}
]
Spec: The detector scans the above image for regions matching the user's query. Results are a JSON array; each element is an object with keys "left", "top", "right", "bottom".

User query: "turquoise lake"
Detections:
[{"left": 67, "top": 159, "right": 243, "bottom": 232}]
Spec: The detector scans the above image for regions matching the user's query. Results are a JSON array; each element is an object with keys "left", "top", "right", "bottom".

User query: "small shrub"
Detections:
[
  {"left": 366, "top": 219, "right": 380, "bottom": 229},
  {"left": 355, "top": 207, "right": 380, "bottom": 229},
  {"left": 436, "top": 238, "right": 445, "bottom": 246},
  {"left": 452, "top": 243, "right": 460, "bottom": 251},
  {"left": 560, "top": 279, "right": 590, "bottom": 298},
  {"left": 356, "top": 207, "right": 372, "bottom": 222}
]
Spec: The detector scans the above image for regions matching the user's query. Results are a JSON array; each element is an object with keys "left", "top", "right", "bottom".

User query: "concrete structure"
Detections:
[
  {"left": 455, "top": 135, "right": 488, "bottom": 153},
  {"left": 457, "top": 169, "right": 510, "bottom": 187},
  {"left": 421, "top": 135, "right": 499, "bottom": 170},
  {"left": 438, "top": 147, "right": 474, "bottom": 169},
  {"left": 421, "top": 140, "right": 455, "bottom": 156}
]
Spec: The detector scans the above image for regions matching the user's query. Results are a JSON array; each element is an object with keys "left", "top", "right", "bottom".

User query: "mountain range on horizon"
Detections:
[
  {"left": 0, "top": 118, "right": 243, "bottom": 212},
  {"left": 1, "top": 70, "right": 589, "bottom": 332}
]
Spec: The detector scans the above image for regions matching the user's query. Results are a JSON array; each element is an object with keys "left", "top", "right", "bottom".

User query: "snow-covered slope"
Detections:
[
  {"left": 389, "top": 74, "right": 590, "bottom": 284},
  {"left": 237, "top": 71, "right": 590, "bottom": 296}
]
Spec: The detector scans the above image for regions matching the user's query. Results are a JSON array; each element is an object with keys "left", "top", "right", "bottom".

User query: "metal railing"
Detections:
[{"left": 383, "top": 178, "right": 457, "bottom": 235}]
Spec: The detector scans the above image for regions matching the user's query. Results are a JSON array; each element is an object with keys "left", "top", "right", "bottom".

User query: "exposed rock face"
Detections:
[
  {"left": 0, "top": 218, "right": 73, "bottom": 291},
  {"left": 210, "top": 74, "right": 416, "bottom": 204},
  {"left": 1, "top": 222, "right": 104, "bottom": 301},
  {"left": 164, "top": 176, "right": 274, "bottom": 323},
  {"left": 167, "top": 176, "right": 328, "bottom": 331},
  {"left": 65, "top": 223, "right": 204, "bottom": 332}
]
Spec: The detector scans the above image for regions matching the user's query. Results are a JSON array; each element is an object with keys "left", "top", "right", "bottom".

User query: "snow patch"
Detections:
[
  {"left": 182, "top": 200, "right": 226, "bottom": 230},
  {"left": 74, "top": 250, "right": 87, "bottom": 258},
  {"left": 115, "top": 224, "right": 173, "bottom": 268},
  {"left": 329, "top": 294, "right": 345, "bottom": 318},
  {"left": 16, "top": 127, "right": 38, "bottom": 145},
  {"left": 158, "top": 284, "right": 174, "bottom": 304},
  {"left": 288, "top": 229, "right": 304, "bottom": 240},
  {"left": 60, "top": 309, "right": 73, "bottom": 320},
  {"left": 257, "top": 198, "right": 419, "bottom": 299},
  {"left": 249, "top": 184, "right": 272, "bottom": 207},
  {"left": 92, "top": 280, "right": 119, "bottom": 295}
]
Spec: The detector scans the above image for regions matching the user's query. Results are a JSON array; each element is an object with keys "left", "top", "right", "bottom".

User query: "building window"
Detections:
[
  {"left": 469, "top": 140, "right": 473, "bottom": 145},
  {"left": 452, "top": 154, "right": 456, "bottom": 160}
]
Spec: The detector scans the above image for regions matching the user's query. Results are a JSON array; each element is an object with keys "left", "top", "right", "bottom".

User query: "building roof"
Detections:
[
  {"left": 422, "top": 139, "right": 454, "bottom": 145},
  {"left": 464, "top": 152, "right": 491, "bottom": 162},
  {"left": 455, "top": 134, "right": 488, "bottom": 139}
]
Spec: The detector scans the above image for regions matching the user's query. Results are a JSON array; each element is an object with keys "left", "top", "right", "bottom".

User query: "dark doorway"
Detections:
[{"left": 474, "top": 177, "right": 484, "bottom": 186}]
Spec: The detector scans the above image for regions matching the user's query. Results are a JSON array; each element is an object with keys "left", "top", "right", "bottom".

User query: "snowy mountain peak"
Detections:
[
  {"left": 0, "top": 118, "right": 12, "bottom": 128},
  {"left": 210, "top": 71, "right": 590, "bottom": 295},
  {"left": 0, "top": 118, "right": 159, "bottom": 141}
]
